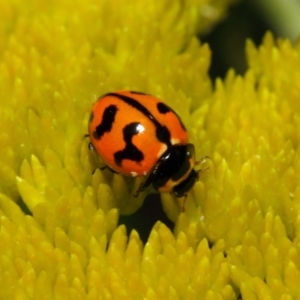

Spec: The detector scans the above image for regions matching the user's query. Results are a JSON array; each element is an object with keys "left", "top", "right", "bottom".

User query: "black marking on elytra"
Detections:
[
  {"left": 157, "top": 102, "right": 171, "bottom": 114},
  {"left": 93, "top": 104, "right": 117, "bottom": 140},
  {"left": 157, "top": 102, "right": 186, "bottom": 131},
  {"left": 108, "top": 92, "right": 172, "bottom": 148},
  {"left": 156, "top": 126, "right": 171, "bottom": 145},
  {"left": 114, "top": 122, "right": 144, "bottom": 166}
]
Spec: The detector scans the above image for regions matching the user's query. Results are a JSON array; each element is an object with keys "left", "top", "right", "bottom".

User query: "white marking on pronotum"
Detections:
[
  {"left": 157, "top": 144, "right": 167, "bottom": 158},
  {"left": 171, "top": 137, "right": 180, "bottom": 145},
  {"left": 131, "top": 172, "right": 138, "bottom": 177}
]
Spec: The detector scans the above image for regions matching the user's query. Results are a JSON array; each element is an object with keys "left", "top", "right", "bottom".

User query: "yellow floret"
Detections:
[{"left": 1, "top": 0, "right": 300, "bottom": 299}]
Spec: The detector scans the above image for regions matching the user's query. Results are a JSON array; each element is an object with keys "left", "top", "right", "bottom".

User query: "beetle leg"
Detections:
[
  {"left": 181, "top": 194, "right": 187, "bottom": 212},
  {"left": 133, "top": 181, "right": 145, "bottom": 197}
]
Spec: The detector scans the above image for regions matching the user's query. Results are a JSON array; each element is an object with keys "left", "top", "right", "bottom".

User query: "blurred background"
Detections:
[
  {"left": 119, "top": 0, "right": 300, "bottom": 243},
  {"left": 202, "top": 0, "right": 300, "bottom": 80}
]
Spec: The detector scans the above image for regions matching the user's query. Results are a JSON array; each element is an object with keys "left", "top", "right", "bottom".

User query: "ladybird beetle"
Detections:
[{"left": 88, "top": 90, "right": 203, "bottom": 208}]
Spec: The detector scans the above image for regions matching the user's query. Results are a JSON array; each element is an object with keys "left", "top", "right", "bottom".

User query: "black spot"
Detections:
[
  {"left": 157, "top": 102, "right": 186, "bottom": 131},
  {"left": 109, "top": 93, "right": 156, "bottom": 123},
  {"left": 156, "top": 126, "right": 171, "bottom": 145},
  {"left": 114, "top": 122, "right": 144, "bottom": 166},
  {"left": 108, "top": 92, "right": 173, "bottom": 148},
  {"left": 157, "top": 102, "right": 171, "bottom": 114},
  {"left": 93, "top": 105, "right": 117, "bottom": 140}
]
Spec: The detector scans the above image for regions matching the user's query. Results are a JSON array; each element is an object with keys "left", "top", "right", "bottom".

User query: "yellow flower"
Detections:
[{"left": 1, "top": 0, "right": 300, "bottom": 299}]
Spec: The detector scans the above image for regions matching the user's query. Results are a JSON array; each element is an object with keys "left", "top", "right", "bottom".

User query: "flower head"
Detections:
[{"left": 1, "top": 0, "right": 300, "bottom": 298}]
